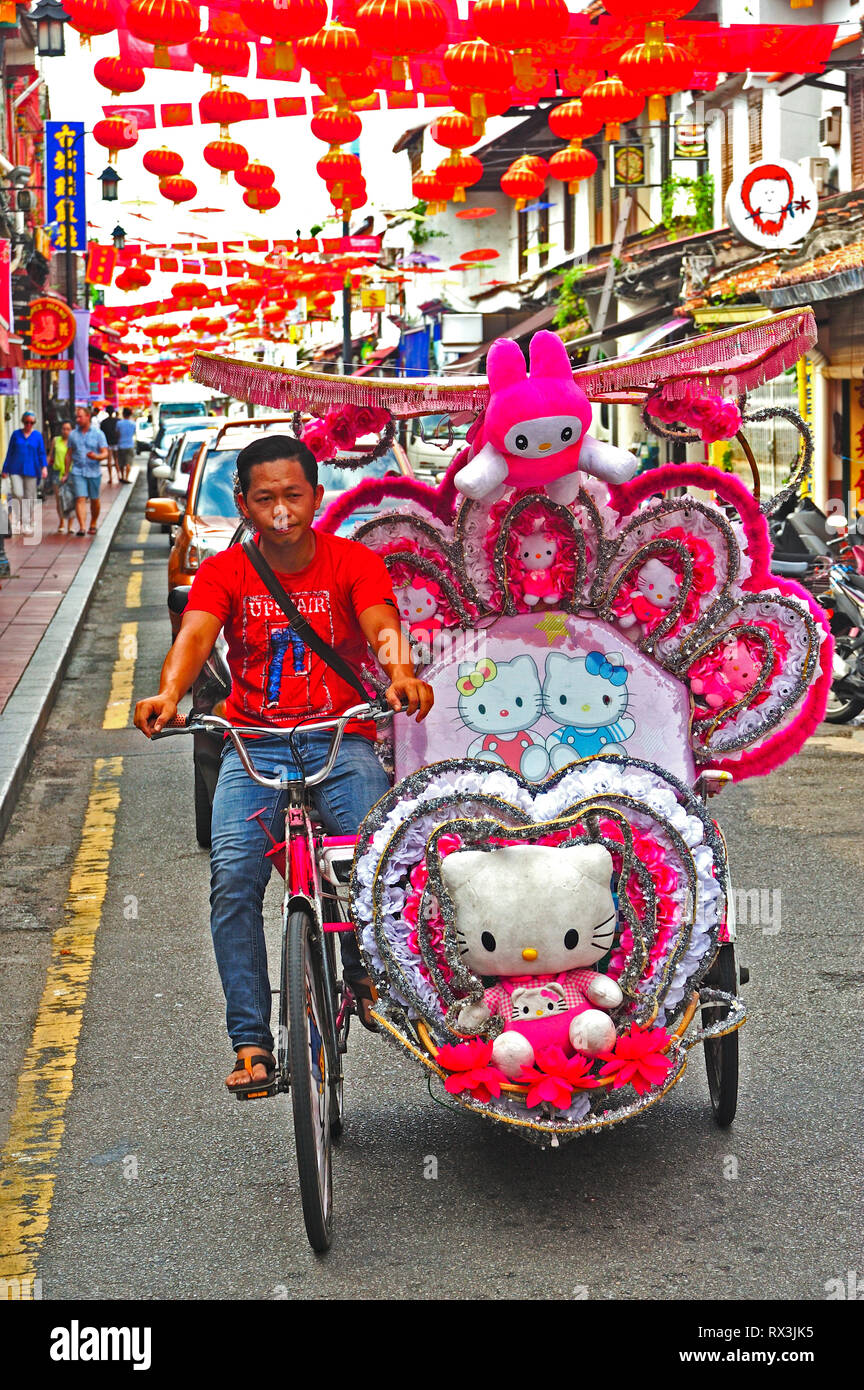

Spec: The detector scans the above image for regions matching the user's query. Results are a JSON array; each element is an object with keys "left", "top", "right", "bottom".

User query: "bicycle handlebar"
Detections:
[{"left": 151, "top": 701, "right": 400, "bottom": 791}]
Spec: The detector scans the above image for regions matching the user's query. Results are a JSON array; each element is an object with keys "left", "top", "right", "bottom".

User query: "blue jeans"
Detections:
[{"left": 209, "top": 731, "right": 390, "bottom": 1052}]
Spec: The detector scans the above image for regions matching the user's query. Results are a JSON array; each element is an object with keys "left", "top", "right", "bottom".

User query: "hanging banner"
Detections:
[
  {"left": 0, "top": 238, "right": 11, "bottom": 331},
  {"left": 73, "top": 308, "right": 90, "bottom": 403},
  {"left": 45, "top": 121, "right": 86, "bottom": 251},
  {"left": 87, "top": 243, "right": 117, "bottom": 286}
]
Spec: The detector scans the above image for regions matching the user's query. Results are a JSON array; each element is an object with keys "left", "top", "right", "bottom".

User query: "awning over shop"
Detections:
[
  {"left": 352, "top": 345, "right": 396, "bottom": 377},
  {"left": 447, "top": 303, "right": 558, "bottom": 373}
]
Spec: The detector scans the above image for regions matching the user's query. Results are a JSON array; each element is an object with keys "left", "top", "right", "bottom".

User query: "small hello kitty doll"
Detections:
[
  {"left": 518, "top": 522, "right": 561, "bottom": 607},
  {"left": 445, "top": 842, "right": 624, "bottom": 1078},
  {"left": 395, "top": 580, "right": 444, "bottom": 663},
  {"left": 619, "top": 558, "right": 681, "bottom": 634},
  {"left": 691, "top": 637, "right": 763, "bottom": 711}
]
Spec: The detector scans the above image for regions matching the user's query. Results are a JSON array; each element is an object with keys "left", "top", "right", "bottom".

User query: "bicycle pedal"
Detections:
[{"left": 235, "top": 1083, "right": 278, "bottom": 1102}]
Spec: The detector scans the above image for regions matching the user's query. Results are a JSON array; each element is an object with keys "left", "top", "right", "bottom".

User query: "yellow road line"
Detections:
[
  {"left": 0, "top": 757, "right": 123, "bottom": 1286},
  {"left": 130, "top": 548, "right": 144, "bottom": 565},
  {"left": 125, "top": 570, "right": 143, "bottom": 610},
  {"left": 103, "top": 623, "right": 139, "bottom": 730},
  {"left": 136, "top": 519, "right": 149, "bottom": 543}
]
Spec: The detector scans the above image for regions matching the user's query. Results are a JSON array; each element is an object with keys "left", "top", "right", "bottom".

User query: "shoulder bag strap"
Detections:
[{"left": 241, "top": 533, "right": 370, "bottom": 703}]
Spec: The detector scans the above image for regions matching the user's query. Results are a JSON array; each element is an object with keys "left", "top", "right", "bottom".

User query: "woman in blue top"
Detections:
[{"left": 1, "top": 411, "right": 48, "bottom": 537}]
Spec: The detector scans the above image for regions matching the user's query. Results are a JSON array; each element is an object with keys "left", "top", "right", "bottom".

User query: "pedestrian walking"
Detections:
[
  {"left": 116, "top": 408, "right": 136, "bottom": 483},
  {"left": 1, "top": 410, "right": 48, "bottom": 537},
  {"left": 49, "top": 420, "right": 74, "bottom": 533},
  {"left": 68, "top": 405, "right": 109, "bottom": 537},
  {"left": 100, "top": 405, "right": 119, "bottom": 485}
]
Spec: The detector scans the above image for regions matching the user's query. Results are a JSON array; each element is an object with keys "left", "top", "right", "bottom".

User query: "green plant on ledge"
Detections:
[
  {"left": 554, "top": 264, "right": 588, "bottom": 330},
  {"left": 661, "top": 173, "right": 715, "bottom": 235},
  {"left": 409, "top": 202, "right": 447, "bottom": 247}
]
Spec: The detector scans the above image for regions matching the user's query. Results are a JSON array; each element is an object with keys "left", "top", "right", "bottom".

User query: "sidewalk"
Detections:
[
  {"left": 0, "top": 479, "right": 128, "bottom": 713},
  {"left": 0, "top": 470, "right": 140, "bottom": 840}
]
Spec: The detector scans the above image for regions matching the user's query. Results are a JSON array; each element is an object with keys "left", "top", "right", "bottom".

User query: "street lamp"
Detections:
[
  {"left": 111, "top": 224, "right": 126, "bottom": 250},
  {"left": 31, "top": 1, "right": 70, "bottom": 58},
  {"left": 100, "top": 167, "right": 120, "bottom": 202}
]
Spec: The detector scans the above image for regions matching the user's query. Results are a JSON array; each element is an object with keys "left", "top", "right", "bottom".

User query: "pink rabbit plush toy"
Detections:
[{"left": 455, "top": 330, "right": 638, "bottom": 504}]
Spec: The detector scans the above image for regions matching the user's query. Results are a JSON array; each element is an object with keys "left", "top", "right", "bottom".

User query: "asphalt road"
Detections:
[{"left": 1, "top": 480, "right": 862, "bottom": 1301}]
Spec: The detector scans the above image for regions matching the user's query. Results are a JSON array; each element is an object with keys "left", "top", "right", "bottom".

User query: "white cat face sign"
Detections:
[{"left": 395, "top": 614, "right": 695, "bottom": 784}]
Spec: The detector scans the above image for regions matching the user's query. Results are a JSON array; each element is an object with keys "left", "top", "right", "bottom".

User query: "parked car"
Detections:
[
  {"left": 152, "top": 426, "right": 218, "bottom": 505},
  {"left": 405, "top": 412, "right": 470, "bottom": 480},
  {"left": 146, "top": 416, "right": 220, "bottom": 497},
  {"left": 135, "top": 414, "right": 155, "bottom": 453}
]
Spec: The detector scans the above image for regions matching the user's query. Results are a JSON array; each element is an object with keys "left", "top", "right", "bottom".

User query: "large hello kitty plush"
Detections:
[
  {"left": 542, "top": 650, "right": 635, "bottom": 769},
  {"left": 456, "top": 655, "right": 549, "bottom": 781},
  {"left": 454, "top": 331, "right": 638, "bottom": 504},
  {"left": 444, "top": 843, "right": 624, "bottom": 1079}
]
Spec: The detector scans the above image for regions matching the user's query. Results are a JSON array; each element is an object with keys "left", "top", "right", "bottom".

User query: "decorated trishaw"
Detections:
[{"left": 191, "top": 306, "right": 829, "bottom": 1163}]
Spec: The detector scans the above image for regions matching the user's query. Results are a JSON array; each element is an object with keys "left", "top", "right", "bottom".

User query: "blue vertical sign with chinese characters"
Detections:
[{"left": 45, "top": 121, "right": 86, "bottom": 251}]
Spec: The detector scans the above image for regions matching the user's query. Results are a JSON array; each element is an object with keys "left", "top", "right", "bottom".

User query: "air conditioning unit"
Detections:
[
  {"left": 805, "top": 156, "right": 831, "bottom": 195},
  {"left": 819, "top": 108, "right": 843, "bottom": 149}
]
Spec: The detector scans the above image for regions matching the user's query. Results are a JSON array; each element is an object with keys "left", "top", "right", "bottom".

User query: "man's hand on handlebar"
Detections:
[
  {"left": 134, "top": 693, "right": 179, "bottom": 737},
  {"left": 384, "top": 673, "right": 434, "bottom": 721}
]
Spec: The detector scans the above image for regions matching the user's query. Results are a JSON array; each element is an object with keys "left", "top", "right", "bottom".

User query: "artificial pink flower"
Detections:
[
  {"left": 301, "top": 422, "right": 334, "bottom": 461},
  {"left": 348, "top": 404, "right": 391, "bottom": 435},
  {"left": 325, "top": 408, "right": 358, "bottom": 450},
  {"left": 437, "top": 1038, "right": 504, "bottom": 1102},
  {"left": 597, "top": 1024, "right": 674, "bottom": 1096}
]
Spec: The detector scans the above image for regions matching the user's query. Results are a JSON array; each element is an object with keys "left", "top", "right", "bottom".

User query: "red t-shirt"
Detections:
[{"left": 185, "top": 531, "right": 397, "bottom": 734}]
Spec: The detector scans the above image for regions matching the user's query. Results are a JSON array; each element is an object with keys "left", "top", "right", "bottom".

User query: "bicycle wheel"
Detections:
[
  {"left": 701, "top": 943, "right": 739, "bottom": 1128},
  {"left": 321, "top": 903, "right": 346, "bottom": 1142},
  {"left": 285, "top": 907, "right": 335, "bottom": 1252}
]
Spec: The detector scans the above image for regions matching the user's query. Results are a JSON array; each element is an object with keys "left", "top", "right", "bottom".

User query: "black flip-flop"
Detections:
[
  {"left": 227, "top": 1052, "right": 277, "bottom": 1100},
  {"left": 76, "top": 530, "right": 86, "bottom": 536}
]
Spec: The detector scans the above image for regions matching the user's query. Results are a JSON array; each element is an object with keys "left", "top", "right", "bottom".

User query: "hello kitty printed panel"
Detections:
[{"left": 394, "top": 615, "right": 695, "bottom": 785}]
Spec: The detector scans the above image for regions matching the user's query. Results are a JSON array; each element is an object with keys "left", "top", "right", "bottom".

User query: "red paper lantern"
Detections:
[
  {"left": 93, "top": 116, "right": 139, "bottom": 161},
  {"left": 310, "top": 107, "right": 363, "bottom": 149},
  {"left": 159, "top": 174, "right": 198, "bottom": 203},
  {"left": 171, "top": 280, "right": 209, "bottom": 306},
  {"left": 429, "top": 114, "right": 477, "bottom": 155},
  {"left": 243, "top": 187, "right": 281, "bottom": 213},
  {"left": 472, "top": 0, "right": 569, "bottom": 84},
  {"left": 94, "top": 56, "right": 145, "bottom": 96},
  {"left": 229, "top": 278, "right": 267, "bottom": 304},
  {"left": 199, "top": 85, "right": 251, "bottom": 136},
  {"left": 443, "top": 40, "right": 513, "bottom": 130},
  {"left": 435, "top": 152, "right": 483, "bottom": 203},
  {"left": 206, "top": 316, "right": 228, "bottom": 335},
  {"left": 65, "top": 0, "right": 118, "bottom": 46},
  {"left": 189, "top": 32, "right": 250, "bottom": 85},
  {"left": 297, "top": 23, "right": 371, "bottom": 93},
  {"left": 239, "top": 0, "right": 328, "bottom": 72},
  {"left": 500, "top": 161, "right": 544, "bottom": 209},
  {"left": 579, "top": 75, "right": 644, "bottom": 142},
  {"left": 126, "top": 0, "right": 200, "bottom": 68},
  {"left": 235, "top": 161, "right": 276, "bottom": 190},
  {"left": 142, "top": 145, "right": 183, "bottom": 177},
  {"left": 312, "top": 291, "right": 336, "bottom": 310},
  {"left": 512, "top": 153, "right": 549, "bottom": 180},
  {"left": 615, "top": 34, "right": 692, "bottom": 121},
  {"left": 262, "top": 303, "right": 284, "bottom": 324},
  {"left": 316, "top": 150, "right": 362, "bottom": 200},
  {"left": 116, "top": 266, "right": 151, "bottom": 292},
  {"left": 158, "top": 321, "right": 181, "bottom": 338},
  {"left": 548, "top": 98, "right": 603, "bottom": 145},
  {"left": 450, "top": 85, "right": 511, "bottom": 138},
  {"left": 189, "top": 313, "right": 211, "bottom": 334},
  {"left": 354, "top": 0, "right": 446, "bottom": 81},
  {"left": 411, "top": 170, "right": 449, "bottom": 215},
  {"left": 548, "top": 143, "right": 598, "bottom": 192},
  {"left": 203, "top": 137, "right": 249, "bottom": 182}
]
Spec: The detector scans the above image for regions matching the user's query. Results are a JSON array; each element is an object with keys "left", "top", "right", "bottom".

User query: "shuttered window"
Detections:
[
  {"left": 721, "top": 104, "right": 735, "bottom": 205},
  {"left": 538, "top": 202, "right": 549, "bottom": 267},
  {"left": 748, "top": 91, "right": 762, "bottom": 163},
  {"left": 851, "top": 75, "right": 864, "bottom": 188},
  {"left": 564, "top": 185, "right": 574, "bottom": 252}
]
